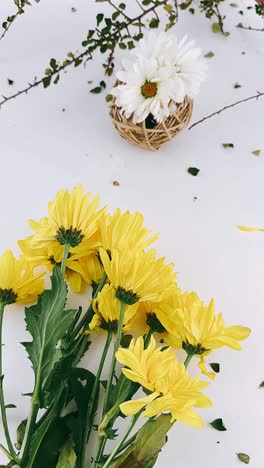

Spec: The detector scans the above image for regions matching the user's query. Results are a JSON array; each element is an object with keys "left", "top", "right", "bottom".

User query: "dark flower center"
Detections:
[
  {"left": 146, "top": 312, "right": 166, "bottom": 334},
  {"left": 100, "top": 318, "right": 118, "bottom": 333},
  {"left": 116, "top": 286, "right": 139, "bottom": 305},
  {"left": 56, "top": 226, "right": 84, "bottom": 247},
  {"left": 0, "top": 288, "right": 17, "bottom": 305},
  {"left": 141, "top": 81, "right": 157, "bottom": 99},
  {"left": 182, "top": 342, "right": 207, "bottom": 356}
]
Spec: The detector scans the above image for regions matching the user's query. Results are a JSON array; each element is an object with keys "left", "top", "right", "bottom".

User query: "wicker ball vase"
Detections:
[{"left": 109, "top": 97, "right": 193, "bottom": 151}]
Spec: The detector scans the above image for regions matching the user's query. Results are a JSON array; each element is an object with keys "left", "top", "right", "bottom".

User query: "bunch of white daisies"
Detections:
[{"left": 112, "top": 32, "right": 207, "bottom": 124}]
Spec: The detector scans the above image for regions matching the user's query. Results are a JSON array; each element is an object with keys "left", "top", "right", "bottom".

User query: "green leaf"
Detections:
[
  {"left": 252, "top": 150, "right": 261, "bottom": 156},
  {"left": 31, "top": 417, "right": 69, "bottom": 468},
  {"left": 210, "top": 418, "right": 227, "bottom": 431},
  {"left": 149, "top": 18, "right": 160, "bottom": 28},
  {"left": 222, "top": 143, "right": 234, "bottom": 148},
  {"left": 56, "top": 437, "right": 76, "bottom": 468},
  {"left": 42, "top": 76, "right": 52, "bottom": 88},
  {"left": 237, "top": 453, "right": 250, "bottom": 464},
  {"left": 16, "top": 419, "right": 27, "bottom": 450},
  {"left": 5, "top": 403, "right": 16, "bottom": 408},
  {"left": 49, "top": 58, "right": 57, "bottom": 70},
  {"left": 28, "top": 388, "right": 68, "bottom": 468},
  {"left": 119, "top": 42, "right": 127, "bottom": 49},
  {"left": 209, "top": 363, "right": 220, "bottom": 373},
  {"left": 7, "top": 78, "right": 14, "bottom": 85},
  {"left": 212, "top": 22, "right": 222, "bottom": 33},
  {"left": 90, "top": 86, "right": 102, "bottom": 94},
  {"left": 22, "top": 267, "right": 75, "bottom": 396},
  {"left": 234, "top": 82, "right": 241, "bottom": 88},
  {"left": 119, "top": 3, "right": 126, "bottom": 9},
  {"left": 204, "top": 51, "right": 214, "bottom": 58},
  {"left": 180, "top": 0, "right": 193, "bottom": 10},
  {"left": 187, "top": 167, "right": 200, "bottom": 176},
  {"left": 96, "top": 13, "right": 104, "bottom": 25},
  {"left": 112, "top": 414, "right": 173, "bottom": 467},
  {"left": 259, "top": 381, "right": 264, "bottom": 388},
  {"left": 230, "top": 2, "right": 238, "bottom": 6}
]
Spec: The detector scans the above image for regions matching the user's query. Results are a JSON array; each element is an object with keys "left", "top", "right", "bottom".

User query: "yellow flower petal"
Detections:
[{"left": 237, "top": 226, "right": 264, "bottom": 232}]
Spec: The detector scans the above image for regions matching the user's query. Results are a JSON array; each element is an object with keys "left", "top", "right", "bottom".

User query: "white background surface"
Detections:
[{"left": 0, "top": 0, "right": 264, "bottom": 466}]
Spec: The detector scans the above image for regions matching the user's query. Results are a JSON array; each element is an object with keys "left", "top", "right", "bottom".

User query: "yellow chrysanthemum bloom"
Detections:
[
  {"left": 0, "top": 250, "right": 44, "bottom": 305},
  {"left": 88, "top": 284, "right": 138, "bottom": 333},
  {"left": 100, "top": 248, "right": 176, "bottom": 305},
  {"left": 21, "top": 185, "right": 103, "bottom": 251},
  {"left": 98, "top": 209, "right": 159, "bottom": 253},
  {"left": 163, "top": 292, "right": 251, "bottom": 379},
  {"left": 116, "top": 336, "right": 212, "bottom": 427},
  {"left": 129, "top": 285, "right": 182, "bottom": 336},
  {"left": 18, "top": 234, "right": 99, "bottom": 293},
  {"left": 68, "top": 253, "right": 104, "bottom": 288}
]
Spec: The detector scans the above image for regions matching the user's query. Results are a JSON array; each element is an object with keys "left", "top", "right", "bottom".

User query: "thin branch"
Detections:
[
  {"left": 237, "top": 24, "right": 264, "bottom": 32},
  {"left": 0, "top": 10, "right": 20, "bottom": 42},
  {"left": 0, "top": 0, "right": 171, "bottom": 109},
  {"left": 189, "top": 91, "right": 264, "bottom": 130}
]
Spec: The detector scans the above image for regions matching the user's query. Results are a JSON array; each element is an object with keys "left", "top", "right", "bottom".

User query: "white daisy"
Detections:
[
  {"left": 112, "top": 56, "right": 179, "bottom": 123},
  {"left": 132, "top": 32, "right": 207, "bottom": 99}
]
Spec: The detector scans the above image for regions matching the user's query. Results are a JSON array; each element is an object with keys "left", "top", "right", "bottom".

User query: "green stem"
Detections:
[
  {"left": 102, "top": 411, "right": 142, "bottom": 468},
  {"left": 19, "top": 360, "right": 42, "bottom": 464},
  {"left": 60, "top": 243, "right": 70, "bottom": 277},
  {"left": 93, "top": 301, "right": 126, "bottom": 466},
  {"left": 103, "top": 301, "right": 126, "bottom": 415},
  {"left": 66, "top": 273, "right": 108, "bottom": 350},
  {"left": 0, "top": 442, "right": 12, "bottom": 460},
  {"left": 184, "top": 353, "right": 194, "bottom": 368},
  {"left": 79, "top": 332, "right": 113, "bottom": 468},
  {"left": 0, "top": 302, "right": 17, "bottom": 461}
]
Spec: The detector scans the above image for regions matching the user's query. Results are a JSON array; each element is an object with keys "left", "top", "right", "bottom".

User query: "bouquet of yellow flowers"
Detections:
[{"left": 0, "top": 185, "right": 250, "bottom": 468}]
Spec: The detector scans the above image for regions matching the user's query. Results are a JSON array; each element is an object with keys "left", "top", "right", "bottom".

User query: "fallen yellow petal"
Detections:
[{"left": 237, "top": 226, "right": 264, "bottom": 232}]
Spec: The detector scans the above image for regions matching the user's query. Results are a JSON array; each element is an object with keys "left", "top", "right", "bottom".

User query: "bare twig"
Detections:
[
  {"left": 237, "top": 24, "right": 264, "bottom": 32},
  {"left": 189, "top": 91, "right": 264, "bottom": 130}
]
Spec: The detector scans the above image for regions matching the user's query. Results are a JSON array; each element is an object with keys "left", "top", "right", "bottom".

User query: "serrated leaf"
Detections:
[
  {"left": 210, "top": 418, "right": 227, "bottom": 431},
  {"left": 22, "top": 267, "right": 75, "bottom": 395},
  {"left": 204, "top": 51, "right": 214, "bottom": 58},
  {"left": 237, "top": 453, "right": 250, "bottom": 464},
  {"left": 187, "top": 167, "right": 200, "bottom": 176},
  {"left": 209, "top": 363, "right": 220, "bottom": 373},
  {"left": 56, "top": 437, "right": 76, "bottom": 468},
  {"left": 222, "top": 143, "right": 234, "bottom": 148},
  {"left": 112, "top": 414, "right": 172, "bottom": 467}
]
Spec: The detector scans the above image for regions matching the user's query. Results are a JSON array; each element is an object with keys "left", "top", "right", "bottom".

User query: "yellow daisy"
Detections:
[
  {"left": 23, "top": 185, "right": 103, "bottom": 250},
  {"left": 98, "top": 209, "right": 159, "bottom": 253},
  {"left": 19, "top": 235, "right": 99, "bottom": 293},
  {"left": 88, "top": 284, "right": 138, "bottom": 333},
  {"left": 68, "top": 253, "right": 104, "bottom": 288},
  {"left": 100, "top": 248, "right": 176, "bottom": 305},
  {"left": 129, "top": 285, "right": 182, "bottom": 336},
  {"left": 163, "top": 291, "right": 251, "bottom": 379},
  {"left": 116, "top": 336, "right": 212, "bottom": 427},
  {"left": 0, "top": 250, "right": 44, "bottom": 305}
]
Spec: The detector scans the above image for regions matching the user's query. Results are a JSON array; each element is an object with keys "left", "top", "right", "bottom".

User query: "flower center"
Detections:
[
  {"left": 116, "top": 286, "right": 139, "bottom": 305},
  {"left": 56, "top": 226, "right": 84, "bottom": 247},
  {"left": 100, "top": 318, "right": 118, "bottom": 333},
  {"left": 182, "top": 342, "right": 207, "bottom": 356},
  {"left": 0, "top": 288, "right": 18, "bottom": 305},
  {"left": 146, "top": 313, "right": 166, "bottom": 334},
  {"left": 141, "top": 81, "right": 157, "bottom": 99}
]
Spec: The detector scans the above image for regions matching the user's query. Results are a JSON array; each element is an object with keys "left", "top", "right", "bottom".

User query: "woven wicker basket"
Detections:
[{"left": 109, "top": 96, "right": 193, "bottom": 151}]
